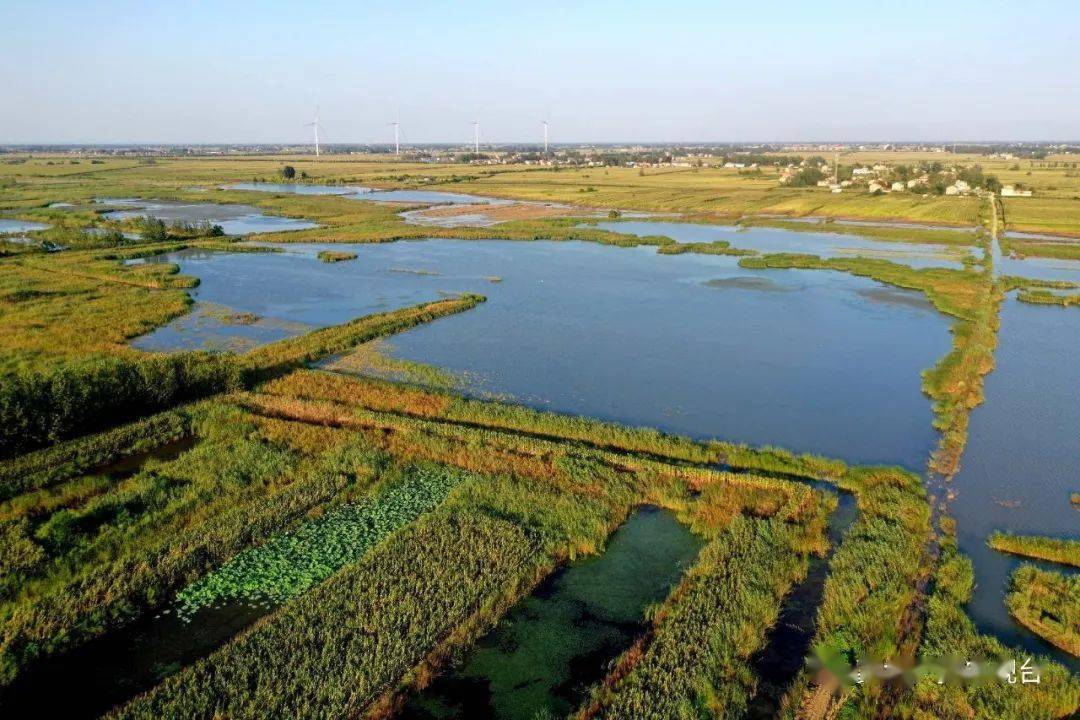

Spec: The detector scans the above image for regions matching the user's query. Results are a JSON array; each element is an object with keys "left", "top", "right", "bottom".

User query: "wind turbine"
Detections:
[
  {"left": 542, "top": 119, "right": 549, "bottom": 154},
  {"left": 472, "top": 119, "right": 480, "bottom": 153},
  {"left": 305, "top": 107, "right": 323, "bottom": 157},
  {"left": 390, "top": 117, "right": 401, "bottom": 155}
]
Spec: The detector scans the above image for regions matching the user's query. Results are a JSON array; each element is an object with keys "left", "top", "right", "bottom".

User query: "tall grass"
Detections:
[{"left": 989, "top": 532, "right": 1080, "bottom": 568}]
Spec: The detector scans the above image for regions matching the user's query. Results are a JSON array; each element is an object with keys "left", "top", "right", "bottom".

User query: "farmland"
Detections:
[{"left": 1, "top": 151, "right": 1079, "bottom": 719}]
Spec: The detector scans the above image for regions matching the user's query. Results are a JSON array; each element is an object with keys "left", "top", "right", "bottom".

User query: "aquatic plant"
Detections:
[
  {"left": 316, "top": 250, "right": 357, "bottom": 263},
  {"left": 1005, "top": 566, "right": 1079, "bottom": 657},
  {"left": 175, "top": 463, "right": 470, "bottom": 615},
  {"left": 989, "top": 532, "right": 1080, "bottom": 568},
  {"left": 913, "top": 536, "right": 1079, "bottom": 718}
]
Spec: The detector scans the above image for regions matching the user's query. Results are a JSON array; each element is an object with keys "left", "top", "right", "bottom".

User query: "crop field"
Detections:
[{"left": 1, "top": 155, "right": 1079, "bottom": 719}]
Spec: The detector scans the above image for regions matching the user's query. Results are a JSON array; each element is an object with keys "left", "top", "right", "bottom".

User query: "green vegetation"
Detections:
[
  {"left": 742, "top": 217, "right": 979, "bottom": 247},
  {"left": 913, "top": 532, "right": 1080, "bottom": 718},
  {"left": 655, "top": 240, "right": 756, "bottom": 256},
  {"left": 0, "top": 407, "right": 191, "bottom": 501},
  {"left": 989, "top": 532, "right": 1080, "bottom": 568},
  {"left": 0, "top": 352, "right": 241, "bottom": 457},
  {"left": 0, "top": 295, "right": 482, "bottom": 457},
  {"left": 113, "top": 510, "right": 546, "bottom": 720},
  {"left": 1006, "top": 566, "right": 1079, "bottom": 658},
  {"left": 175, "top": 462, "right": 468, "bottom": 615},
  {"left": 1016, "top": 289, "right": 1080, "bottom": 307},
  {"left": 2, "top": 154, "right": 1078, "bottom": 718},
  {"left": 316, "top": 249, "right": 357, "bottom": 263}
]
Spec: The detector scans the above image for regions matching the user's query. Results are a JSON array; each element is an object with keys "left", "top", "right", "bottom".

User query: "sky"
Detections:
[{"left": 2, "top": 0, "right": 1078, "bottom": 144}]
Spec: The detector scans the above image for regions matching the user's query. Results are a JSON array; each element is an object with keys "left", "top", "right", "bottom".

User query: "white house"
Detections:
[{"left": 1000, "top": 185, "right": 1033, "bottom": 197}]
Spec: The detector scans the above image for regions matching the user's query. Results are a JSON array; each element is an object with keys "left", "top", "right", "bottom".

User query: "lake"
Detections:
[
  {"left": 951, "top": 295, "right": 1080, "bottom": 668},
  {"left": 591, "top": 220, "right": 972, "bottom": 269},
  {"left": 134, "top": 238, "right": 951, "bottom": 470},
  {"left": 99, "top": 198, "right": 318, "bottom": 235}
]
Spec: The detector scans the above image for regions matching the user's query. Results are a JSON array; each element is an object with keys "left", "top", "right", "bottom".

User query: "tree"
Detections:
[
  {"left": 139, "top": 216, "right": 168, "bottom": 243},
  {"left": 280, "top": 165, "right": 296, "bottom": 180},
  {"left": 983, "top": 175, "right": 1002, "bottom": 194}
]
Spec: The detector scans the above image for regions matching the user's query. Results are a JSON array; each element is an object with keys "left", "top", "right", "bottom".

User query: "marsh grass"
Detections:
[{"left": 989, "top": 532, "right": 1080, "bottom": 568}]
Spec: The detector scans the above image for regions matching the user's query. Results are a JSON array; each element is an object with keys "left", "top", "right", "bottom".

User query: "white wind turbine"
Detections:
[
  {"left": 305, "top": 107, "right": 323, "bottom": 156},
  {"left": 390, "top": 118, "right": 401, "bottom": 155}
]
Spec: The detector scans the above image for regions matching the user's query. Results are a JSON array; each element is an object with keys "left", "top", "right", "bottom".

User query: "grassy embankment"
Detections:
[
  {"left": 989, "top": 532, "right": 1080, "bottom": 568},
  {"left": 0, "top": 291, "right": 483, "bottom": 458}
]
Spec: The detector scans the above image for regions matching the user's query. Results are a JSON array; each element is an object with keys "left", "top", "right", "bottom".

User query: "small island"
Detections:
[{"left": 318, "top": 250, "right": 358, "bottom": 263}]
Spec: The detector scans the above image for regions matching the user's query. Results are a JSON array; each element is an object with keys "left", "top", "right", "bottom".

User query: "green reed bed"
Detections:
[
  {"left": 0, "top": 403, "right": 387, "bottom": 686},
  {"left": 1005, "top": 566, "right": 1080, "bottom": 658},
  {"left": 913, "top": 534, "right": 1079, "bottom": 719},
  {"left": 989, "top": 532, "right": 1080, "bottom": 568},
  {"left": 111, "top": 510, "right": 545, "bottom": 720}
]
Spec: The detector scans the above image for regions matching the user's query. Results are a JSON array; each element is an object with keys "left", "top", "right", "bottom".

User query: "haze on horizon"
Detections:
[{"left": 3, "top": 0, "right": 1079, "bottom": 145}]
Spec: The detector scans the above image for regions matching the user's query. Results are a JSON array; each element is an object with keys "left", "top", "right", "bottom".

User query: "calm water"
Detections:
[
  {"left": 998, "top": 253, "right": 1080, "bottom": 284},
  {"left": 135, "top": 239, "right": 950, "bottom": 469},
  {"left": 225, "top": 182, "right": 368, "bottom": 195},
  {"left": 591, "top": 220, "right": 971, "bottom": 269},
  {"left": 952, "top": 296, "right": 1080, "bottom": 668},
  {"left": 399, "top": 506, "right": 705, "bottom": 720},
  {"left": 361, "top": 189, "right": 506, "bottom": 204},
  {"left": 1006, "top": 231, "right": 1080, "bottom": 242},
  {"left": 99, "top": 198, "right": 317, "bottom": 235},
  {"left": 0, "top": 219, "right": 49, "bottom": 233},
  {"left": 225, "top": 181, "right": 504, "bottom": 205}
]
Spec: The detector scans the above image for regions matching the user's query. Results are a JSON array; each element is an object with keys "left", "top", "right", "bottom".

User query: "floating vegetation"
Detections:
[
  {"left": 199, "top": 303, "right": 260, "bottom": 326},
  {"left": 317, "top": 250, "right": 358, "bottom": 263},
  {"left": 855, "top": 286, "right": 934, "bottom": 310},
  {"left": 484, "top": 275, "right": 503, "bottom": 283},
  {"left": 702, "top": 276, "right": 790, "bottom": 292},
  {"left": 320, "top": 339, "right": 462, "bottom": 389},
  {"left": 656, "top": 240, "right": 755, "bottom": 256},
  {"left": 388, "top": 266, "right": 441, "bottom": 276},
  {"left": 175, "top": 463, "right": 471, "bottom": 617}
]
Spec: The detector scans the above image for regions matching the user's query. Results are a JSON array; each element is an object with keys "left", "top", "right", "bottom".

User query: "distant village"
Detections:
[
  {"left": 778, "top": 156, "right": 1035, "bottom": 198},
  {"left": 1, "top": 142, "right": 1070, "bottom": 200}
]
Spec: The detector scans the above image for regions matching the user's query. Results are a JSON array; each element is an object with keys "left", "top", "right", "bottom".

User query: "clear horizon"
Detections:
[{"left": 4, "top": 1, "right": 1079, "bottom": 145}]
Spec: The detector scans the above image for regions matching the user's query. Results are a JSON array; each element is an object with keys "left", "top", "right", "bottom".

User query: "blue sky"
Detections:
[{"left": 2, "top": 1, "right": 1078, "bottom": 143}]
